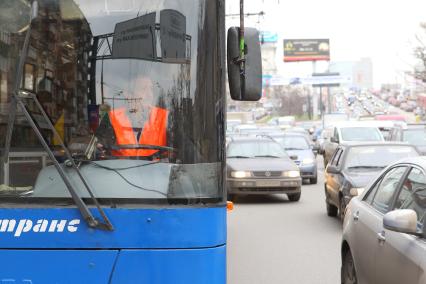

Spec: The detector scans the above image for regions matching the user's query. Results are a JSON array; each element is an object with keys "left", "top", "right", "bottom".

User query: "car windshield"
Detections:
[
  {"left": 275, "top": 136, "right": 310, "bottom": 150},
  {"left": 345, "top": 146, "right": 418, "bottom": 169},
  {"left": 403, "top": 129, "right": 426, "bottom": 146},
  {"left": 227, "top": 140, "right": 287, "bottom": 158},
  {"left": 0, "top": 0, "right": 224, "bottom": 203},
  {"left": 340, "top": 127, "right": 383, "bottom": 141}
]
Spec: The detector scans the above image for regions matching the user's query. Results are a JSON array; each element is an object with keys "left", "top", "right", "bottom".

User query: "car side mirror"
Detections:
[
  {"left": 349, "top": 187, "right": 365, "bottom": 196},
  {"left": 227, "top": 27, "right": 262, "bottom": 101},
  {"left": 289, "top": 155, "right": 298, "bottom": 160},
  {"left": 383, "top": 209, "right": 421, "bottom": 236},
  {"left": 330, "top": 137, "right": 339, "bottom": 143},
  {"left": 326, "top": 165, "right": 339, "bottom": 174}
]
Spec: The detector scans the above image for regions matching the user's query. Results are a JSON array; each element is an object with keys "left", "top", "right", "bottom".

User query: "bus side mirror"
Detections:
[{"left": 227, "top": 27, "right": 262, "bottom": 101}]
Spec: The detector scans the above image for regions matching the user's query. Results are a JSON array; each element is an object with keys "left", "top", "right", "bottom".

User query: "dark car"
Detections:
[
  {"left": 388, "top": 123, "right": 426, "bottom": 154},
  {"left": 226, "top": 137, "right": 302, "bottom": 201},
  {"left": 272, "top": 133, "right": 318, "bottom": 184},
  {"left": 324, "top": 142, "right": 419, "bottom": 219}
]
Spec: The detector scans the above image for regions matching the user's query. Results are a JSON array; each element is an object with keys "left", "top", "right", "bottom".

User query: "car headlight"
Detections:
[
  {"left": 283, "top": 170, "right": 300, "bottom": 178},
  {"left": 349, "top": 187, "right": 365, "bottom": 196},
  {"left": 302, "top": 158, "right": 315, "bottom": 165},
  {"left": 231, "top": 171, "right": 251, "bottom": 178}
]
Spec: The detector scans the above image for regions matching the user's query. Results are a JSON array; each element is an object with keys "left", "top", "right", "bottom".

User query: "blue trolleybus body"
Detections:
[
  {"left": 0, "top": 0, "right": 261, "bottom": 282},
  {"left": 0, "top": 0, "right": 230, "bottom": 282}
]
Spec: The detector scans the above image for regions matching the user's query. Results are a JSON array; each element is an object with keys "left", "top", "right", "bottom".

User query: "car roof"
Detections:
[
  {"left": 391, "top": 156, "right": 426, "bottom": 169},
  {"left": 332, "top": 121, "right": 382, "bottom": 128},
  {"left": 228, "top": 136, "right": 276, "bottom": 143},
  {"left": 265, "top": 132, "right": 309, "bottom": 138},
  {"left": 338, "top": 141, "right": 418, "bottom": 148},
  {"left": 392, "top": 123, "right": 426, "bottom": 130}
]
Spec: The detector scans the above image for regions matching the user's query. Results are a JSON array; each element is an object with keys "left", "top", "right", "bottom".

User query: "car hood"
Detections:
[
  {"left": 342, "top": 168, "right": 383, "bottom": 188},
  {"left": 285, "top": 149, "right": 314, "bottom": 161},
  {"left": 227, "top": 158, "right": 299, "bottom": 172}
]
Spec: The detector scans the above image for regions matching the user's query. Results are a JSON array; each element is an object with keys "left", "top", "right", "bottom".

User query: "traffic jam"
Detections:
[{"left": 226, "top": 91, "right": 426, "bottom": 283}]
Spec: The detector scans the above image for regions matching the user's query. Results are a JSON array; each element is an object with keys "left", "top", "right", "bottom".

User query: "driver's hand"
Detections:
[{"left": 96, "top": 143, "right": 107, "bottom": 157}]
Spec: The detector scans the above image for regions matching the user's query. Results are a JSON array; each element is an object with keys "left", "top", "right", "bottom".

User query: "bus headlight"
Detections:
[
  {"left": 283, "top": 170, "right": 300, "bottom": 178},
  {"left": 302, "top": 158, "right": 315, "bottom": 165},
  {"left": 231, "top": 171, "right": 251, "bottom": 178}
]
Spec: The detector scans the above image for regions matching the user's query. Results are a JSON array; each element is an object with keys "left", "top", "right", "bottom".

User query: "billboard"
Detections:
[
  {"left": 260, "top": 31, "right": 278, "bottom": 43},
  {"left": 283, "top": 39, "right": 330, "bottom": 62}
]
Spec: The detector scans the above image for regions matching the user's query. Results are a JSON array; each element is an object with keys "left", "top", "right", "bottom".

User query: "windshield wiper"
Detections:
[
  {"left": 2, "top": 1, "right": 113, "bottom": 231},
  {"left": 227, "top": 155, "right": 250, "bottom": 158},
  {"left": 254, "top": 155, "right": 281, "bottom": 158},
  {"left": 347, "top": 166, "right": 385, "bottom": 169}
]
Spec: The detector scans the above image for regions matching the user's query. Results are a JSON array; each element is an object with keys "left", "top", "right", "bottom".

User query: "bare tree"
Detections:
[{"left": 414, "top": 23, "right": 426, "bottom": 82}]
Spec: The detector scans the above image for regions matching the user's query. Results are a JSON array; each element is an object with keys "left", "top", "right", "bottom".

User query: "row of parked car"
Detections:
[{"left": 317, "top": 122, "right": 426, "bottom": 283}]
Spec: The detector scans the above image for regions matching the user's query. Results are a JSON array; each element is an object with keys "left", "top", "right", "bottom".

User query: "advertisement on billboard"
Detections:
[{"left": 283, "top": 39, "right": 330, "bottom": 62}]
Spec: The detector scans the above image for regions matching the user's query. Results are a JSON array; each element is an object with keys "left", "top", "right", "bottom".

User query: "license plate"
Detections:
[{"left": 256, "top": 180, "right": 281, "bottom": 187}]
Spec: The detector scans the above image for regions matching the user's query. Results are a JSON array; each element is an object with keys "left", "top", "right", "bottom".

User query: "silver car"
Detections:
[
  {"left": 341, "top": 157, "right": 426, "bottom": 284},
  {"left": 226, "top": 137, "right": 302, "bottom": 201}
]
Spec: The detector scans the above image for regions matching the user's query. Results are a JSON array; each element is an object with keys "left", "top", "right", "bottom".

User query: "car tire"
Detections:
[
  {"left": 288, "top": 192, "right": 301, "bottom": 202},
  {"left": 310, "top": 176, "right": 318, "bottom": 184},
  {"left": 326, "top": 200, "right": 338, "bottom": 217},
  {"left": 341, "top": 249, "right": 357, "bottom": 284}
]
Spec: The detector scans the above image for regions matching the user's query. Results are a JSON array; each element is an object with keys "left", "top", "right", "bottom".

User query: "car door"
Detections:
[
  {"left": 326, "top": 148, "right": 344, "bottom": 208},
  {"left": 325, "top": 127, "right": 338, "bottom": 164},
  {"left": 350, "top": 166, "right": 408, "bottom": 284},
  {"left": 375, "top": 167, "right": 426, "bottom": 284}
]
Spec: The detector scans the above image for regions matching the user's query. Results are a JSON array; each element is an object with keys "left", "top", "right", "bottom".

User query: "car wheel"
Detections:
[
  {"left": 339, "top": 196, "right": 346, "bottom": 221},
  {"left": 326, "top": 200, "right": 338, "bottom": 217},
  {"left": 310, "top": 176, "right": 318, "bottom": 184},
  {"left": 287, "top": 192, "right": 301, "bottom": 202},
  {"left": 341, "top": 249, "right": 357, "bottom": 284}
]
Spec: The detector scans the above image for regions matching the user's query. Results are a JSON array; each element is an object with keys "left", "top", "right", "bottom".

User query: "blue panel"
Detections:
[
  {"left": 110, "top": 245, "right": 226, "bottom": 284},
  {"left": 0, "top": 250, "right": 118, "bottom": 283},
  {"left": 0, "top": 207, "right": 226, "bottom": 249}
]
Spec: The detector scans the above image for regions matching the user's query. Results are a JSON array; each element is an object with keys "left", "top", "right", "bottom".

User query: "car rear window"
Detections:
[
  {"left": 345, "top": 146, "right": 418, "bottom": 169},
  {"left": 340, "top": 127, "right": 383, "bottom": 141}
]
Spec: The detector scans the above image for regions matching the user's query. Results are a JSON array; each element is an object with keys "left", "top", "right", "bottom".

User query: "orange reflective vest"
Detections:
[{"left": 109, "top": 107, "right": 168, "bottom": 157}]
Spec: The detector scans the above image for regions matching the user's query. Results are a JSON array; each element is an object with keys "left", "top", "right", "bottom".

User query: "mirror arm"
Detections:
[{"left": 239, "top": 0, "right": 245, "bottom": 70}]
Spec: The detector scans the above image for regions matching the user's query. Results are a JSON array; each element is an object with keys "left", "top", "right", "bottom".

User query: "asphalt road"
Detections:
[{"left": 227, "top": 157, "right": 342, "bottom": 284}]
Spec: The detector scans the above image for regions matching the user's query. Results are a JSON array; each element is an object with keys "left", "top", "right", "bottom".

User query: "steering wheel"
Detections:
[{"left": 108, "top": 144, "right": 176, "bottom": 160}]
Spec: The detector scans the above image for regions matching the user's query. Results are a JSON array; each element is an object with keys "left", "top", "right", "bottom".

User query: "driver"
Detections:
[{"left": 96, "top": 76, "right": 168, "bottom": 158}]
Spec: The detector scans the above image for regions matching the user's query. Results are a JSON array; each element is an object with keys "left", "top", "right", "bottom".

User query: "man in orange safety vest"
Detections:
[{"left": 96, "top": 76, "right": 168, "bottom": 158}]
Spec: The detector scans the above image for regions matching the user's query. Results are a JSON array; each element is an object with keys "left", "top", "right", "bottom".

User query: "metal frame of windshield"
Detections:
[{"left": 1, "top": 0, "right": 227, "bottom": 217}]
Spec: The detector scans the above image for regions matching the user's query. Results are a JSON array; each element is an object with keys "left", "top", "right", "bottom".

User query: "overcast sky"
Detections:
[{"left": 226, "top": 0, "right": 426, "bottom": 88}]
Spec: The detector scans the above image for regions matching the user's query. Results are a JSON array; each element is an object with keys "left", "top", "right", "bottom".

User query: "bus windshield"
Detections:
[{"left": 0, "top": 0, "right": 224, "bottom": 204}]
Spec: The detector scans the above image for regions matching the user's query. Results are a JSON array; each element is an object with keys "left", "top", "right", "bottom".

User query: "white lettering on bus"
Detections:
[{"left": 0, "top": 219, "right": 81, "bottom": 237}]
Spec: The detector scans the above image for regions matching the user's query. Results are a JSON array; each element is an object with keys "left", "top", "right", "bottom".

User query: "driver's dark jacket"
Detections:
[{"left": 96, "top": 107, "right": 168, "bottom": 157}]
